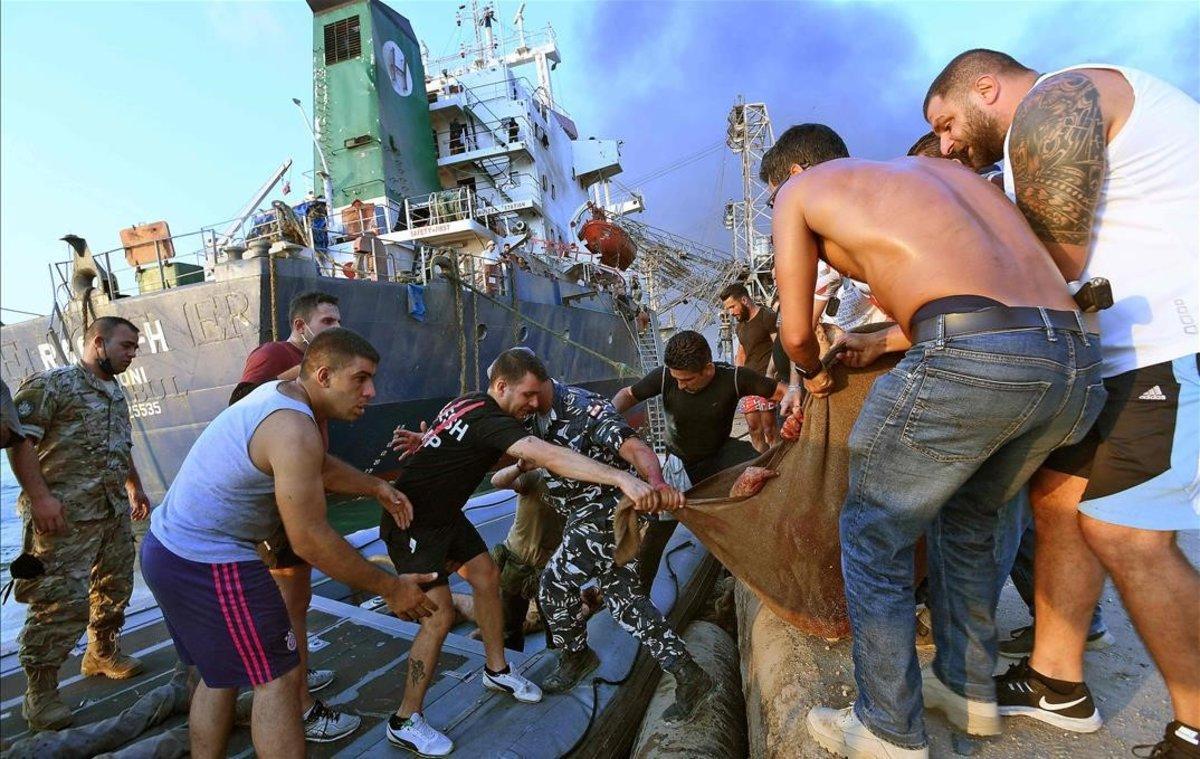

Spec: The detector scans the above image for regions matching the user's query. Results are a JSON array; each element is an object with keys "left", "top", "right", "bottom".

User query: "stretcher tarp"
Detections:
[{"left": 617, "top": 355, "right": 900, "bottom": 639}]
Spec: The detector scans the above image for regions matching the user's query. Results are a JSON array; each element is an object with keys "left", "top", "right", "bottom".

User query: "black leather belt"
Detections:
[{"left": 910, "top": 306, "right": 1091, "bottom": 345}]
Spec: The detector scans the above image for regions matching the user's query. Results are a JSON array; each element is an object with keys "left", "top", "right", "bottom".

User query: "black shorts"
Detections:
[
  {"left": 1042, "top": 355, "right": 1200, "bottom": 530},
  {"left": 385, "top": 512, "right": 488, "bottom": 590}
]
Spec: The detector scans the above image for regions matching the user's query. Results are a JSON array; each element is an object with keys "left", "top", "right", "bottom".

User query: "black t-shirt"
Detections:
[
  {"left": 736, "top": 306, "right": 777, "bottom": 375},
  {"left": 388, "top": 392, "right": 530, "bottom": 530},
  {"left": 629, "top": 363, "right": 776, "bottom": 465}
]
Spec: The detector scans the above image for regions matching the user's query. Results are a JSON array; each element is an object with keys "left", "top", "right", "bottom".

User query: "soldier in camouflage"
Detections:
[
  {"left": 7, "top": 316, "right": 151, "bottom": 731},
  {"left": 514, "top": 375, "right": 716, "bottom": 725}
]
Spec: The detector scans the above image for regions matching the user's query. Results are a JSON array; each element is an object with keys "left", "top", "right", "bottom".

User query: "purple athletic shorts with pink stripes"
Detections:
[{"left": 141, "top": 530, "right": 299, "bottom": 688}]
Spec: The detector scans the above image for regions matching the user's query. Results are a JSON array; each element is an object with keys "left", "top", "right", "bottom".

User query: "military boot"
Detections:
[
  {"left": 80, "top": 631, "right": 144, "bottom": 680},
  {"left": 541, "top": 647, "right": 600, "bottom": 693},
  {"left": 22, "top": 667, "right": 73, "bottom": 731},
  {"left": 662, "top": 659, "right": 715, "bottom": 725}
]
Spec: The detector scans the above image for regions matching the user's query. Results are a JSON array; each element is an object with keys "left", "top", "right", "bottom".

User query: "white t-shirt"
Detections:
[
  {"left": 1003, "top": 64, "right": 1200, "bottom": 377},
  {"left": 814, "top": 261, "right": 890, "bottom": 332}
]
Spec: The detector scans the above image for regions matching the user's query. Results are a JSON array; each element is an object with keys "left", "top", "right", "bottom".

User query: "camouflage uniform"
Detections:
[
  {"left": 529, "top": 382, "right": 690, "bottom": 672},
  {"left": 12, "top": 364, "right": 136, "bottom": 672}
]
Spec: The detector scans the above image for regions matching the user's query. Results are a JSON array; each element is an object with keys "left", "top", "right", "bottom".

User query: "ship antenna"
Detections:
[
  {"left": 292, "top": 97, "right": 334, "bottom": 203},
  {"left": 513, "top": 3, "right": 527, "bottom": 51}
]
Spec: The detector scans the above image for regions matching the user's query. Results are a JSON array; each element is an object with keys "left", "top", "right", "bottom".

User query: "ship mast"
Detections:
[{"left": 723, "top": 97, "right": 775, "bottom": 304}]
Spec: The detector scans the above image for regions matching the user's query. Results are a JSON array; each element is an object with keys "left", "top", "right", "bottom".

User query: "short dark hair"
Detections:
[
  {"left": 923, "top": 49, "right": 1033, "bottom": 115},
  {"left": 759, "top": 124, "right": 850, "bottom": 185},
  {"left": 85, "top": 316, "right": 139, "bottom": 343},
  {"left": 301, "top": 328, "right": 379, "bottom": 378},
  {"left": 718, "top": 283, "right": 750, "bottom": 302},
  {"left": 490, "top": 347, "right": 549, "bottom": 385},
  {"left": 289, "top": 291, "right": 339, "bottom": 324},
  {"left": 663, "top": 331, "right": 712, "bottom": 372},
  {"left": 907, "top": 132, "right": 943, "bottom": 158}
]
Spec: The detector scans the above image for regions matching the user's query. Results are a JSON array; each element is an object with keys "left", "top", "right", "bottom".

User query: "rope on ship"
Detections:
[{"left": 268, "top": 254, "right": 279, "bottom": 341}]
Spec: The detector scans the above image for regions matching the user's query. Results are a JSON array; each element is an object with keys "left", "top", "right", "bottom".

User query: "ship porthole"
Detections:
[
  {"left": 518, "top": 326, "right": 529, "bottom": 343},
  {"left": 476, "top": 324, "right": 488, "bottom": 342}
]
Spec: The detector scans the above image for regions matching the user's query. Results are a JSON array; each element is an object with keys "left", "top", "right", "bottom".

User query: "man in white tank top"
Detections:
[{"left": 927, "top": 50, "right": 1199, "bottom": 755}]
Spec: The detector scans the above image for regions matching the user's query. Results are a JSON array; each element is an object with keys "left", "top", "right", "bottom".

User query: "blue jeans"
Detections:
[{"left": 841, "top": 326, "right": 1105, "bottom": 748}]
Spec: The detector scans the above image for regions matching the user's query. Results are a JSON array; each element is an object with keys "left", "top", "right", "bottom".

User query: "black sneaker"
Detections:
[
  {"left": 999, "top": 624, "right": 1115, "bottom": 659},
  {"left": 1133, "top": 721, "right": 1200, "bottom": 758},
  {"left": 995, "top": 658, "right": 1102, "bottom": 733}
]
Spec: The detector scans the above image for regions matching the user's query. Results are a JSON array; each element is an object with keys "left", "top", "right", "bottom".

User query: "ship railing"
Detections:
[
  {"left": 436, "top": 113, "right": 536, "bottom": 159},
  {"left": 428, "top": 71, "right": 576, "bottom": 130},
  {"left": 48, "top": 227, "right": 223, "bottom": 303},
  {"left": 426, "top": 24, "right": 557, "bottom": 73},
  {"left": 398, "top": 187, "right": 524, "bottom": 238}
]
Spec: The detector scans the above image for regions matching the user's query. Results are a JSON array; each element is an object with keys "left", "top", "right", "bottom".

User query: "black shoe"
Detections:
[
  {"left": 662, "top": 660, "right": 715, "bottom": 725},
  {"left": 995, "top": 658, "right": 1102, "bottom": 733},
  {"left": 1133, "top": 721, "right": 1200, "bottom": 758},
  {"left": 541, "top": 648, "right": 600, "bottom": 693}
]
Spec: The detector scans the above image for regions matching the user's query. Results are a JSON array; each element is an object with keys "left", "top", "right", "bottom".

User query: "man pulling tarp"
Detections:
[{"left": 616, "top": 345, "right": 899, "bottom": 640}]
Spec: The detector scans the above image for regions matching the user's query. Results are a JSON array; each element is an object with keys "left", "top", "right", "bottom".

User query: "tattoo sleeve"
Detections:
[{"left": 1008, "top": 72, "right": 1107, "bottom": 249}]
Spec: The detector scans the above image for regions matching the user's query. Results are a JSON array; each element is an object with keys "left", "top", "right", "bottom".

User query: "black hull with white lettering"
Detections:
[{"left": 0, "top": 256, "right": 641, "bottom": 504}]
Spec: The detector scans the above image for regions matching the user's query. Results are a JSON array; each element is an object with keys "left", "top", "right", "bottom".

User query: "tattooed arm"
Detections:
[{"left": 1008, "top": 71, "right": 1107, "bottom": 281}]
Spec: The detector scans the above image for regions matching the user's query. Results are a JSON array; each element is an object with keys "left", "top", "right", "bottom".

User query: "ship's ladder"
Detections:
[{"left": 629, "top": 311, "right": 668, "bottom": 454}]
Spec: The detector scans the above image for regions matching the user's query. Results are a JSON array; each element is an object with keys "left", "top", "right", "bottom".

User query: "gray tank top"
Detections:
[{"left": 150, "top": 381, "right": 315, "bottom": 563}]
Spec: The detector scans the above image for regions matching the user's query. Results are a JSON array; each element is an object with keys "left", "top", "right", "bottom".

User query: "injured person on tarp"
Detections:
[{"left": 449, "top": 466, "right": 603, "bottom": 651}]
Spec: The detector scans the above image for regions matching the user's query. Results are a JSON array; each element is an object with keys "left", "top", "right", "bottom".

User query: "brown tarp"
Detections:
[{"left": 617, "top": 354, "right": 901, "bottom": 639}]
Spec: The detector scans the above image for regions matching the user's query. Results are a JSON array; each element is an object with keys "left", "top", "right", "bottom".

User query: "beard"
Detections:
[{"left": 960, "top": 104, "right": 1006, "bottom": 169}]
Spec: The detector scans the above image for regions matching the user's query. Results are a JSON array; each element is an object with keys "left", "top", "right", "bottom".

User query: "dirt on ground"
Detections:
[{"left": 735, "top": 521, "right": 1197, "bottom": 759}]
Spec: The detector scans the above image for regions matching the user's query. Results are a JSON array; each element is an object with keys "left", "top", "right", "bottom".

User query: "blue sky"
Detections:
[{"left": 2, "top": 0, "right": 1197, "bottom": 321}]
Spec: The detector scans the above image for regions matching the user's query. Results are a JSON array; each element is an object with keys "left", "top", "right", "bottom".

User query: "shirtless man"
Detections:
[
  {"left": 925, "top": 51, "right": 1199, "bottom": 755},
  {"left": 771, "top": 124, "right": 1104, "bottom": 758},
  {"left": 142, "top": 329, "right": 437, "bottom": 758}
]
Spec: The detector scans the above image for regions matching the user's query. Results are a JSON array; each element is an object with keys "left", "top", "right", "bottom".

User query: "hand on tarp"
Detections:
[
  {"left": 375, "top": 479, "right": 415, "bottom": 529},
  {"left": 730, "top": 466, "right": 779, "bottom": 498},
  {"left": 618, "top": 473, "right": 684, "bottom": 513},
  {"left": 833, "top": 330, "right": 887, "bottom": 369},
  {"left": 390, "top": 420, "right": 428, "bottom": 460}
]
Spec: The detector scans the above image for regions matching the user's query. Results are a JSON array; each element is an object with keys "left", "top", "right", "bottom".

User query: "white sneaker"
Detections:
[
  {"left": 302, "top": 699, "right": 361, "bottom": 743},
  {"left": 920, "top": 665, "right": 1001, "bottom": 736},
  {"left": 307, "top": 668, "right": 335, "bottom": 693},
  {"left": 806, "top": 706, "right": 929, "bottom": 758},
  {"left": 483, "top": 666, "right": 543, "bottom": 703},
  {"left": 388, "top": 712, "right": 454, "bottom": 756}
]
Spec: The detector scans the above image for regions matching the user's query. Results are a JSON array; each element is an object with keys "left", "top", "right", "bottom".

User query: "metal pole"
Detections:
[
  {"left": 292, "top": 98, "right": 335, "bottom": 202},
  {"left": 155, "top": 240, "right": 167, "bottom": 291}
]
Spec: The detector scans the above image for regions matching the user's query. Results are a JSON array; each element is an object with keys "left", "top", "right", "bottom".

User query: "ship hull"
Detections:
[{"left": 0, "top": 257, "right": 642, "bottom": 503}]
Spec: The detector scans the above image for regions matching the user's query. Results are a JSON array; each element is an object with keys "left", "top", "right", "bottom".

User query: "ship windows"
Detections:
[{"left": 323, "top": 16, "right": 362, "bottom": 65}]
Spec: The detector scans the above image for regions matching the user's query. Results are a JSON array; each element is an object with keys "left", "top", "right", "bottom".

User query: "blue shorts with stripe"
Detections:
[
  {"left": 141, "top": 529, "right": 299, "bottom": 688},
  {"left": 1045, "top": 354, "right": 1200, "bottom": 531}
]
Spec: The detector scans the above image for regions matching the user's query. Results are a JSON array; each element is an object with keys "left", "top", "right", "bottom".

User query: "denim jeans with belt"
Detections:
[{"left": 841, "top": 324, "right": 1105, "bottom": 748}]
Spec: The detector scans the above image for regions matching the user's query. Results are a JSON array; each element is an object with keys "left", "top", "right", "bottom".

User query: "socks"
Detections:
[
  {"left": 485, "top": 664, "right": 511, "bottom": 676},
  {"left": 1028, "top": 663, "right": 1082, "bottom": 695}
]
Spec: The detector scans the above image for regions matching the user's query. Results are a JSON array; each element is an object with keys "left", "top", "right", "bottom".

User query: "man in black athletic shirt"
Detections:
[
  {"left": 612, "top": 330, "right": 787, "bottom": 592},
  {"left": 383, "top": 349, "right": 662, "bottom": 756}
]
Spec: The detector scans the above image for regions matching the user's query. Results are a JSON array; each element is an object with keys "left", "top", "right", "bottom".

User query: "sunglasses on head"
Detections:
[{"left": 767, "top": 164, "right": 811, "bottom": 209}]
